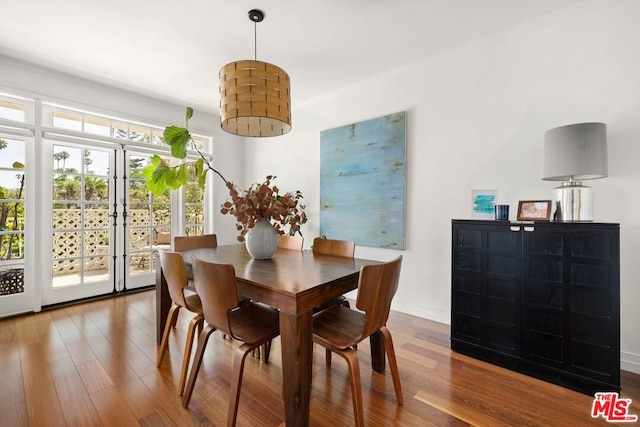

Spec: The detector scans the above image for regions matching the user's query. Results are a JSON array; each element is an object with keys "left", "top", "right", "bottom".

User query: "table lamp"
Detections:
[{"left": 542, "top": 122, "right": 607, "bottom": 222}]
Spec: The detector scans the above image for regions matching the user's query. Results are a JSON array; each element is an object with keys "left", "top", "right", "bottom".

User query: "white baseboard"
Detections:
[
  {"left": 390, "top": 299, "right": 449, "bottom": 325},
  {"left": 621, "top": 351, "right": 640, "bottom": 375}
]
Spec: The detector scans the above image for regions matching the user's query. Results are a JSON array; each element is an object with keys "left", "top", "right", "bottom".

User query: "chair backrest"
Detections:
[
  {"left": 174, "top": 234, "right": 218, "bottom": 251},
  {"left": 191, "top": 256, "right": 238, "bottom": 336},
  {"left": 278, "top": 235, "right": 304, "bottom": 251},
  {"left": 154, "top": 230, "right": 171, "bottom": 245},
  {"left": 356, "top": 256, "right": 403, "bottom": 340},
  {"left": 157, "top": 250, "right": 189, "bottom": 308},
  {"left": 312, "top": 237, "right": 355, "bottom": 258}
]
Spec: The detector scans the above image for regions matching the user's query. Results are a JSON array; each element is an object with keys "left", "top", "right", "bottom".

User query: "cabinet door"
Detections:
[
  {"left": 567, "top": 229, "right": 620, "bottom": 386},
  {"left": 521, "top": 227, "right": 566, "bottom": 365},
  {"left": 522, "top": 226, "right": 620, "bottom": 387},
  {"left": 452, "top": 223, "right": 522, "bottom": 356}
]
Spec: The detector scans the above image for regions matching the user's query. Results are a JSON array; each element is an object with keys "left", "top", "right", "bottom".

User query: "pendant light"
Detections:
[{"left": 219, "top": 9, "right": 292, "bottom": 137}]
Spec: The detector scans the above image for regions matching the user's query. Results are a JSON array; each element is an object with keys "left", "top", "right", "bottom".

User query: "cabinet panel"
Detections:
[
  {"left": 528, "top": 283, "right": 563, "bottom": 309},
  {"left": 527, "top": 331, "right": 563, "bottom": 362},
  {"left": 451, "top": 220, "right": 620, "bottom": 395},
  {"left": 451, "top": 222, "right": 521, "bottom": 357},
  {"left": 571, "top": 289, "right": 611, "bottom": 317},
  {"left": 487, "top": 254, "right": 517, "bottom": 276},
  {"left": 571, "top": 233, "right": 611, "bottom": 259},
  {"left": 528, "top": 259, "right": 563, "bottom": 283},
  {"left": 571, "top": 262, "right": 610, "bottom": 289}
]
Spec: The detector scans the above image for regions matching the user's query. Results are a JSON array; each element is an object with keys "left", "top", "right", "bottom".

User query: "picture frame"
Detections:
[
  {"left": 471, "top": 189, "right": 497, "bottom": 219},
  {"left": 517, "top": 200, "right": 552, "bottom": 221}
]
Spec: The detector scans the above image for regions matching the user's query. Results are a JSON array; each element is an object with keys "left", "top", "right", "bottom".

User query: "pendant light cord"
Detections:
[{"left": 254, "top": 21, "right": 257, "bottom": 60}]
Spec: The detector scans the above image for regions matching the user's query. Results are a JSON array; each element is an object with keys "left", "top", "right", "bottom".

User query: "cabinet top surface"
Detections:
[{"left": 452, "top": 219, "right": 620, "bottom": 228}]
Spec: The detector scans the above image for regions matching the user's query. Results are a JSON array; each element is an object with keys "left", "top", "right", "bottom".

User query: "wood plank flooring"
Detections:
[{"left": 0, "top": 290, "right": 638, "bottom": 426}]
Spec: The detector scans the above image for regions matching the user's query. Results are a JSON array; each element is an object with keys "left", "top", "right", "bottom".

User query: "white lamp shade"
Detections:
[{"left": 542, "top": 122, "right": 608, "bottom": 181}]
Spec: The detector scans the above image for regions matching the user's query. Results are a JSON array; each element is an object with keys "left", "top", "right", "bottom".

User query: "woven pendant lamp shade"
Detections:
[{"left": 219, "top": 60, "right": 291, "bottom": 137}]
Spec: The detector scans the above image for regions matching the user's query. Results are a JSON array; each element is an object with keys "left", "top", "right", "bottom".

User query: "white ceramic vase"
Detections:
[{"left": 245, "top": 219, "right": 279, "bottom": 259}]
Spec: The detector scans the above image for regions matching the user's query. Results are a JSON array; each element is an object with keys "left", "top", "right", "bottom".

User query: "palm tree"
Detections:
[
  {"left": 53, "top": 150, "right": 70, "bottom": 170},
  {"left": 84, "top": 177, "right": 108, "bottom": 201}
]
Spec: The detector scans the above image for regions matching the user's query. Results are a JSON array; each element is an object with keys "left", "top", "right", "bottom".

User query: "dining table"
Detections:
[{"left": 155, "top": 243, "right": 385, "bottom": 426}]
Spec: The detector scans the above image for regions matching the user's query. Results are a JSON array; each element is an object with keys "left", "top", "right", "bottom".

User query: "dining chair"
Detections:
[
  {"left": 174, "top": 233, "right": 218, "bottom": 251},
  {"left": 182, "top": 257, "right": 281, "bottom": 426},
  {"left": 312, "top": 236, "right": 355, "bottom": 258},
  {"left": 156, "top": 250, "right": 204, "bottom": 396},
  {"left": 277, "top": 234, "right": 304, "bottom": 251},
  {"left": 154, "top": 229, "right": 171, "bottom": 246},
  {"left": 312, "top": 237, "right": 356, "bottom": 363},
  {"left": 312, "top": 255, "right": 404, "bottom": 427}
]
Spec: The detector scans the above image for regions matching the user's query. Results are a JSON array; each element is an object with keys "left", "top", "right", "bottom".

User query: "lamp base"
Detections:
[{"left": 552, "top": 181, "right": 593, "bottom": 222}]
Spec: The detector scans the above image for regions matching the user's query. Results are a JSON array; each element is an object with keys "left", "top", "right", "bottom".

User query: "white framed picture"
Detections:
[{"left": 471, "top": 189, "right": 497, "bottom": 219}]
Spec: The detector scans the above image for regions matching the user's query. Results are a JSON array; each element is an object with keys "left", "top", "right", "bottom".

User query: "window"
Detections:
[{"left": 0, "top": 100, "right": 26, "bottom": 122}]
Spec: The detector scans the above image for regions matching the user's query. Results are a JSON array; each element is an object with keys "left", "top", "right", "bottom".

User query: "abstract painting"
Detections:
[
  {"left": 471, "top": 189, "right": 497, "bottom": 219},
  {"left": 320, "top": 112, "right": 406, "bottom": 249}
]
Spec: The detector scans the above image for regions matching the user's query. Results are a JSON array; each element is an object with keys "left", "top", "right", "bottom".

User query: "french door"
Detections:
[
  {"left": 41, "top": 141, "right": 172, "bottom": 305},
  {"left": 0, "top": 96, "right": 211, "bottom": 316}
]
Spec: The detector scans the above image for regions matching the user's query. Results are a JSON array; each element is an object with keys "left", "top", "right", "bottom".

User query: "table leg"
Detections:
[
  {"left": 279, "top": 310, "right": 313, "bottom": 426},
  {"left": 370, "top": 330, "right": 386, "bottom": 373},
  {"left": 156, "top": 266, "right": 171, "bottom": 344}
]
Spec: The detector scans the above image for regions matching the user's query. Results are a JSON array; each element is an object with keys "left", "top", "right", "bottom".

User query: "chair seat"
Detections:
[
  {"left": 229, "top": 302, "right": 280, "bottom": 345},
  {"left": 313, "top": 305, "right": 365, "bottom": 350},
  {"left": 184, "top": 293, "right": 202, "bottom": 313}
]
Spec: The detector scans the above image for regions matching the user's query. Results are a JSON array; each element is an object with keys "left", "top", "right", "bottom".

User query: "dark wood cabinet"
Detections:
[{"left": 451, "top": 220, "right": 620, "bottom": 395}]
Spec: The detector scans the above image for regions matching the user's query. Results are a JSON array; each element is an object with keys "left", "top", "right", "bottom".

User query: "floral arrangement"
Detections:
[
  {"left": 221, "top": 175, "right": 307, "bottom": 242},
  {"left": 144, "top": 108, "right": 307, "bottom": 241}
]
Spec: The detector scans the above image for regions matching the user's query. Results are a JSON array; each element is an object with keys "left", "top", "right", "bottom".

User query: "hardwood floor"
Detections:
[{"left": 1, "top": 290, "right": 638, "bottom": 426}]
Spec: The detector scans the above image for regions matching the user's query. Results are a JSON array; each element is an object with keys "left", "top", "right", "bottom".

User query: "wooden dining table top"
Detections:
[{"left": 180, "top": 244, "right": 378, "bottom": 312}]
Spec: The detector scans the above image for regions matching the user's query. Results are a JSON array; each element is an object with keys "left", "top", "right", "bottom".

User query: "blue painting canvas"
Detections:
[
  {"left": 320, "top": 112, "right": 406, "bottom": 249},
  {"left": 471, "top": 189, "right": 497, "bottom": 219}
]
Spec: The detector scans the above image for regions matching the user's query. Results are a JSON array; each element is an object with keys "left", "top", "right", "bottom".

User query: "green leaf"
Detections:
[
  {"left": 197, "top": 171, "right": 208, "bottom": 189},
  {"left": 174, "top": 164, "right": 190, "bottom": 188},
  {"left": 193, "top": 158, "right": 207, "bottom": 188},
  {"left": 185, "top": 107, "right": 193, "bottom": 122},
  {"left": 194, "top": 157, "right": 204, "bottom": 176},
  {"left": 145, "top": 165, "right": 169, "bottom": 195},
  {"left": 163, "top": 126, "right": 190, "bottom": 159},
  {"left": 12, "top": 162, "right": 25, "bottom": 169}
]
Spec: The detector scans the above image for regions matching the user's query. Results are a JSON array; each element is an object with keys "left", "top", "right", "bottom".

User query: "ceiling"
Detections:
[{"left": 1, "top": 0, "right": 586, "bottom": 114}]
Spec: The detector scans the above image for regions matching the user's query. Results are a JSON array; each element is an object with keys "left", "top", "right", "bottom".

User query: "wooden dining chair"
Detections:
[
  {"left": 312, "top": 256, "right": 404, "bottom": 427},
  {"left": 312, "top": 236, "right": 355, "bottom": 258},
  {"left": 174, "top": 233, "right": 218, "bottom": 251},
  {"left": 312, "top": 237, "right": 356, "bottom": 362},
  {"left": 156, "top": 250, "right": 204, "bottom": 396},
  {"left": 278, "top": 234, "right": 304, "bottom": 251},
  {"left": 182, "top": 257, "right": 281, "bottom": 426}
]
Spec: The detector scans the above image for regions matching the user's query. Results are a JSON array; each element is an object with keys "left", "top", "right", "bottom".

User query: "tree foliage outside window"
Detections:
[{"left": 0, "top": 137, "right": 26, "bottom": 260}]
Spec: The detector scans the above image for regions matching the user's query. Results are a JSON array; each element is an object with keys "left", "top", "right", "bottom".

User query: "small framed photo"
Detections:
[{"left": 517, "top": 200, "right": 552, "bottom": 221}]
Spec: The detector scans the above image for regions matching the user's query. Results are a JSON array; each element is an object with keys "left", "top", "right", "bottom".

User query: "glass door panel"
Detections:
[
  {"left": 125, "top": 152, "right": 171, "bottom": 289},
  {"left": 44, "top": 143, "right": 114, "bottom": 304},
  {"left": 185, "top": 182, "right": 205, "bottom": 236},
  {"left": 0, "top": 135, "right": 29, "bottom": 316}
]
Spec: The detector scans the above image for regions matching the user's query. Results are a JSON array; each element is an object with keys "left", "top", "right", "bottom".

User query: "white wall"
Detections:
[{"left": 242, "top": 0, "right": 640, "bottom": 374}]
